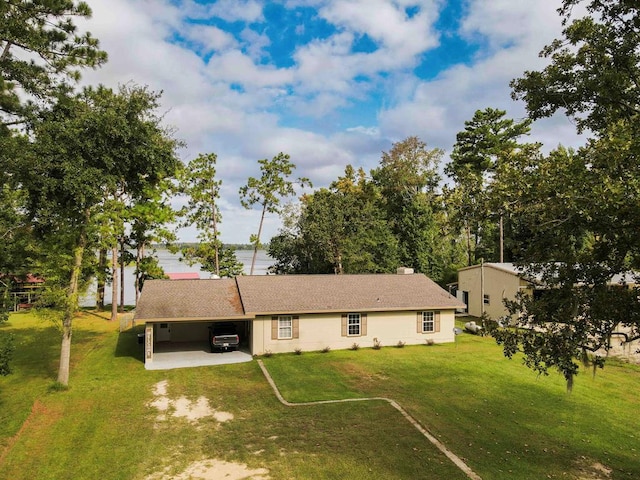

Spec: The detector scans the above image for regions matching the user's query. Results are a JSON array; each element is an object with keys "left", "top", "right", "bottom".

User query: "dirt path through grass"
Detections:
[{"left": 257, "top": 359, "right": 482, "bottom": 480}]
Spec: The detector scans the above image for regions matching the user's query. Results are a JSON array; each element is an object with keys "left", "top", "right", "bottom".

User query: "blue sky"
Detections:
[{"left": 80, "top": 0, "right": 585, "bottom": 244}]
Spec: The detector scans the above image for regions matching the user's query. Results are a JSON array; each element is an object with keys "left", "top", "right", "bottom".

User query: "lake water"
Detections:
[{"left": 81, "top": 248, "right": 272, "bottom": 307}]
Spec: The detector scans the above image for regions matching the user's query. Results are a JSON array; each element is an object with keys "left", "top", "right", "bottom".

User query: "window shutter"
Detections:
[
  {"left": 271, "top": 316, "right": 278, "bottom": 340},
  {"left": 361, "top": 313, "right": 367, "bottom": 336},
  {"left": 434, "top": 311, "right": 441, "bottom": 332},
  {"left": 417, "top": 312, "right": 422, "bottom": 333},
  {"left": 293, "top": 316, "right": 299, "bottom": 339},
  {"left": 341, "top": 314, "right": 347, "bottom": 337}
]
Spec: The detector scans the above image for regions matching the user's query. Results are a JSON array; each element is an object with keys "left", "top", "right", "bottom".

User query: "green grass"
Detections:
[
  {"left": 1, "top": 313, "right": 639, "bottom": 479},
  {"left": 263, "top": 331, "right": 640, "bottom": 479}
]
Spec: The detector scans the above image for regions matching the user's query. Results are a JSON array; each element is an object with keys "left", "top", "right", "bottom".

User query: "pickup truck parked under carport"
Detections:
[{"left": 209, "top": 323, "right": 240, "bottom": 352}]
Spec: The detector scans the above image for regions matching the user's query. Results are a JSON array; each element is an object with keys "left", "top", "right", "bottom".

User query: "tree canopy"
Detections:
[
  {"left": 490, "top": 0, "right": 640, "bottom": 389},
  {"left": 240, "top": 153, "right": 310, "bottom": 275},
  {"left": 0, "top": 0, "right": 106, "bottom": 126},
  {"left": 511, "top": 0, "right": 640, "bottom": 133},
  {"left": 19, "top": 85, "right": 181, "bottom": 385},
  {"left": 269, "top": 138, "right": 464, "bottom": 283},
  {"left": 0, "top": 0, "right": 106, "bottom": 378},
  {"left": 445, "top": 108, "right": 536, "bottom": 265},
  {"left": 177, "top": 152, "right": 244, "bottom": 278}
]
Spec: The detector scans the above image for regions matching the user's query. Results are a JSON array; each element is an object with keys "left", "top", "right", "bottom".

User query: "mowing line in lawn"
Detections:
[
  {"left": 257, "top": 360, "right": 482, "bottom": 480},
  {"left": 0, "top": 400, "right": 45, "bottom": 465}
]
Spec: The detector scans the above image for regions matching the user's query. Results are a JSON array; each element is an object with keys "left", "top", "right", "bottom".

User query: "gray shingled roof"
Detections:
[
  {"left": 236, "top": 274, "right": 463, "bottom": 314},
  {"left": 134, "top": 274, "right": 464, "bottom": 321},
  {"left": 135, "top": 278, "right": 246, "bottom": 320}
]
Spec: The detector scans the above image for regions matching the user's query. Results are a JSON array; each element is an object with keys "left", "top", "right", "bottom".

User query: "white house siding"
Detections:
[
  {"left": 251, "top": 310, "right": 456, "bottom": 355},
  {"left": 458, "top": 264, "right": 531, "bottom": 319}
]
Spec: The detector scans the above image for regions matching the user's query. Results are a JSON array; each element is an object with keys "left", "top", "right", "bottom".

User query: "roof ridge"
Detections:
[{"left": 235, "top": 276, "right": 247, "bottom": 315}]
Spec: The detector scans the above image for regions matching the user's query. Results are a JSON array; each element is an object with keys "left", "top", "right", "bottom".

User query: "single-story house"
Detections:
[{"left": 134, "top": 270, "right": 465, "bottom": 366}]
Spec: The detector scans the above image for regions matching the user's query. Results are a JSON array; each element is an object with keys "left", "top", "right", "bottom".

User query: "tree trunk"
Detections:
[
  {"left": 0, "top": 41, "right": 12, "bottom": 61},
  {"left": 96, "top": 248, "right": 106, "bottom": 309},
  {"left": 119, "top": 238, "right": 125, "bottom": 313},
  {"left": 335, "top": 252, "right": 343, "bottom": 275},
  {"left": 499, "top": 215, "right": 504, "bottom": 263},
  {"left": 57, "top": 224, "right": 87, "bottom": 386},
  {"left": 250, "top": 204, "right": 267, "bottom": 275},
  {"left": 473, "top": 226, "right": 481, "bottom": 266},
  {"left": 135, "top": 242, "right": 144, "bottom": 306},
  {"left": 212, "top": 188, "right": 220, "bottom": 277},
  {"left": 465, "top": 224, "right": 472, "bottom": 266},
  {"left": 110, "top": 244, "right": 118, "bottom": 322}
]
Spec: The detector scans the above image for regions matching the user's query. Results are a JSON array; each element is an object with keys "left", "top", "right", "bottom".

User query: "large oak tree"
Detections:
[{"left": 492, "top": 0, "right": 640, "bottom": 389}]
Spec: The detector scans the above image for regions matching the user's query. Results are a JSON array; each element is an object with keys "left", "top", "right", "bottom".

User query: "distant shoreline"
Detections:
[
  {"left": 81, "top": 248, "right": 272, "bottom": 307},
  {"left": 152, "top": 243, "right": 267, "bottom": 251}
]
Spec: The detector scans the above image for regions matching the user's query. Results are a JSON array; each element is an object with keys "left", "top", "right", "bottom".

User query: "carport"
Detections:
[{"left": 134, "top": 278, "right": 254, "bottom": 369}]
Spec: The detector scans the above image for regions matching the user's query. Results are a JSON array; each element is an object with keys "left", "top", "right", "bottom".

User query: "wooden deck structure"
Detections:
[{"left": 1, "top": 275, "right": 45, "bottom": 311}]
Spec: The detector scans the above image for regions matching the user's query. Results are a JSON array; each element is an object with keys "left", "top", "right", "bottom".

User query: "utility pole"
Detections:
[{"left": 499, "top": 215, "right": 504, "bottom": 263}]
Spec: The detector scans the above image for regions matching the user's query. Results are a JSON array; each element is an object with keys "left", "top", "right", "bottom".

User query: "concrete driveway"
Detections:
[{"left": 145, "top": 342, "right": 253, "bottom": 370}]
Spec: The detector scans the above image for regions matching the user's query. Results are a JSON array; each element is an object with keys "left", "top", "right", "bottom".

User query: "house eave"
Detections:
[
  {"left": 139, "top": 314, "right": 255, "bottom": 323},
  {"left": 248, "top": 305, "right": 463, "bottom": 316}
]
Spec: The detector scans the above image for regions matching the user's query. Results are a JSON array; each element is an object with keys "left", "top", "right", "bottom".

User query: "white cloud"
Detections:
[
  {"left": 460, "top": 0, "right": 558, "bottom": 50},
  {"left": 182, "top": 24, "right": 238, "bottom": 54},
  {"left": 345, "top": 125, "right": 379, "bottom": 136},
  {"left": 83, "top": 0, "right": 180, "bottom": 41},
  {"left": 290, "top": 1, "right": 442, "bottom": 96},
  {"left": 289, "top": 91, "right": 350, "bottom": 117},
  {"left": 318, "top": 0, "right": 440, "bottom": 55},
  {"left": 206, "top": 50, "right": 295, "bottom": 88},
  {"left": 240, "top": 28, "right": 272, "bottom": 60},
  {"left": 205, "top": 0, "right": 265, "bottom": 23},
  {"left": 81, "top": 0, "right": 205, "bottom": 93}
]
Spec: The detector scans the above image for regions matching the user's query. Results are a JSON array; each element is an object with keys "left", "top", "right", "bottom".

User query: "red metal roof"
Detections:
[{"left": 166, "top": 272, "right": 200, "bottom": 280}]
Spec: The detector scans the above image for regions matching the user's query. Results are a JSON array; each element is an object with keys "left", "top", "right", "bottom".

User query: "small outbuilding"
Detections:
[
  {"left": 456, "top": 263, "right": 535, "bottom": 319},
  {"left": 457, "top": 262, "right": 638, "bottom": 321},
  {"left": 135, "top": 271, "right": 464, "bottom": 367}
]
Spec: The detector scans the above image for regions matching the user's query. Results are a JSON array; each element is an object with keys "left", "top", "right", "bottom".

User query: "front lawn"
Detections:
[
  {"left": 0, "top": 312, "right": 638, "bottom": 479},
  {"left": 262, "top": 330, "right": 640, "bottom": 479}
]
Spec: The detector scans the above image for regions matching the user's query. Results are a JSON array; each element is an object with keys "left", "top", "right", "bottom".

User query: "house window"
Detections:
[
  {"left": 348, "top": 313, "right": 361, "bottom": 336},
  {"left": 484, "top": 294, "right": 490, "bottom": 305},
  {"left": 342, "top": 313, "right": 367, "bottom": 337},
  {"left": 278, "top": 316, "right": 292, "bottom": 339},
  {"left": 418, "top": 311, "right": 440, "bottom": 334},
  {"left": 422, "top": 311, "right": 435, "bottom": 332},
  {"left": 271, "top": 316, "right": 299, "bottom": 340}
]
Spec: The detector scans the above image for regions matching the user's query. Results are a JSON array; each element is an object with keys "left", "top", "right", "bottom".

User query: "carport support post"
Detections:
[{"left": 145, "top": 324, "right": 154, "bottom": 364}]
